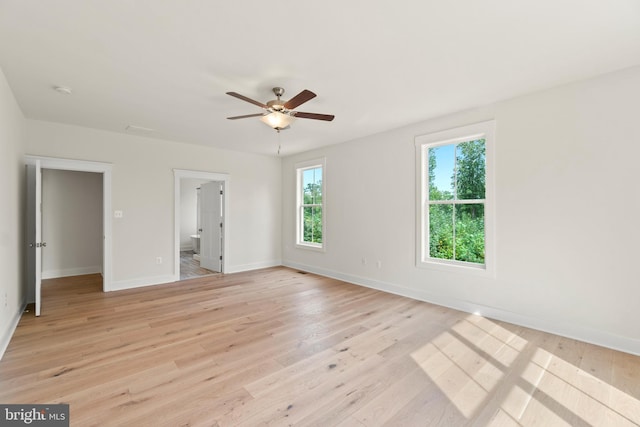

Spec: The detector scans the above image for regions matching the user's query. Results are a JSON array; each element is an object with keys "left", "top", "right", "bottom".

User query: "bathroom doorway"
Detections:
[
  {"left": 173, "top": 169, "right": 229, "bottom": 282},
  {"left": 179, "top": 179, "right": 221, "bottom": 279}
]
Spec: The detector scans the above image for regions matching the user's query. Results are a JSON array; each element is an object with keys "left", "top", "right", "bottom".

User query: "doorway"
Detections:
[
  {"left": 41, "top": 169, "right": 103, "bottom": 280},
  {"left": 179, "top": 179, "right": 222, "bottom": 280},
  {"left": 174, "top": 169, "right": 229, "bottom": 282},
  {"left": 25, "top": 155, "right": 112, "bottom": 316}
]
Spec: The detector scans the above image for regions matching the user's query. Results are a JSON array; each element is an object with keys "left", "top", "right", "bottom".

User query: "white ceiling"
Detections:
[{"left": 1, "top": 1, "right": 639, "bottom": 156}]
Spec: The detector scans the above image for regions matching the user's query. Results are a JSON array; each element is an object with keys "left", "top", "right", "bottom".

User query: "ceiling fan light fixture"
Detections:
[
  {"left": 226, "top": 87, "right": 333, "bottom": 129},
  {"left": 261, "top": 112, "right": 294, "bottom": 130}
]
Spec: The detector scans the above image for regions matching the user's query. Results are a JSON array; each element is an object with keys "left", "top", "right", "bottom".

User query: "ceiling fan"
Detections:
[{"left": 226, "top": 87, "right": 334, "bottom": 131}]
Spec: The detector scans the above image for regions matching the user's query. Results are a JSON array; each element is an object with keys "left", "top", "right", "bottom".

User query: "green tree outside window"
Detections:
[
  {"left": 301, "top": 167, "right": 323, "bottom": 245},
  {"left": 428, "top": 139, "right": 485, "bottom": 264}
]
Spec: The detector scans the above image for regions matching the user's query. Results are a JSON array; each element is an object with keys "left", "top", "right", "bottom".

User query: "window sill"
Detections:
[
  {"left": 295, "top": 243, "right": 325, "bottom": 253},
  {"left": 417, "top": 258, "right": 494, "bottom": 278}
]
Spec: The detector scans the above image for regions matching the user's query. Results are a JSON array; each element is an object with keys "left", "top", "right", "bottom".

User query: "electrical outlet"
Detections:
[
  {"left": 114, "top": 210, "right": 123, "bottom": 218},
  {"left": 156, "top": 257, "right": 162, "bottom": 265},
  {"left": 361, "top": 257, "right": 367, "bottom": 265},
  {"left": 376, "top": 260, "right": 382, "bottom": 269}
]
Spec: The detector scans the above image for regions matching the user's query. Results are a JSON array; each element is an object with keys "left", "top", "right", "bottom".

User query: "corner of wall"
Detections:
[
  {"left": 0, "top": 64, "right": 27, "bottom": 360},
  {"left": 0, "top": 303, "right": 27, "bottom": 360}
]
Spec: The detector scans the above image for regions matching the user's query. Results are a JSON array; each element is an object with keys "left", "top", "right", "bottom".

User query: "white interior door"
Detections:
[
  {"left": 199, "top": 182, "right": 222, "bottom": 272},
  {"left": 26, "top": 161, "right": 43, "bottom": 316}
]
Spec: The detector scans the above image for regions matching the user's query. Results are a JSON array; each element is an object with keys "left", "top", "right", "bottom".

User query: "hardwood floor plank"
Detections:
[
  {"left": 1, "top": 267, "right": 639, "bottom": 426},
  {"left": 346, "top": 364, "right": 429, "bottom": 426},
  {"left": 382, "top": 383, "right": 466, "bottom": 426},
  {"left": 296, "top": 353, "right": 424, "bottom": 426}
]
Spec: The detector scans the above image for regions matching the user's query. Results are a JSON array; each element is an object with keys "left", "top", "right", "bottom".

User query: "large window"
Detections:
[
  {"left": 416, "top": 121, "right": 494, "bottom": 274},
  {"left": 296, "top": 159, "right": 325, "bottom": 249}
]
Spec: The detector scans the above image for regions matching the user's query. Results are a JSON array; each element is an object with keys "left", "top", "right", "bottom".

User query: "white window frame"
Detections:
[
  {"left": 415, "top": 120, "right": 495, "bottom": 276},
  {"left": 296, "top": 158, "right": 326, "bottom": 251}
]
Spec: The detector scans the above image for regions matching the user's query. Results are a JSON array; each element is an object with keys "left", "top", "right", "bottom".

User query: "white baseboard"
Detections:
[
  {"left": 283, "top": 260, "right": 640, "bottom": 356},
  {"left": 42, "top": 265, "right": 102, "bottom": 279},
  {"left": 0, "top": 302, "right": 26, "bottom": 361},
  {"left": 225, "top": 259, "right": 282, "bottom": 274},
  {"left": 107, "top": 274, "right": 176, "bottom": 292},
  {"left": 108, "top": 262, "right": 280, "bottom": 291}
]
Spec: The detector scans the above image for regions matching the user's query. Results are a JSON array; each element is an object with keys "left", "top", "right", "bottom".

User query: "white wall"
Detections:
[
  {"left": 41, "top": 169, "right": 103, "bottom": 279},
  {"left": 0, "top": 67, "right": 25, "bottom": 358},
  {"left": 180, "top": 178, "right": 209, "bottom": 251},
  {"left": 282, "top": 66, "right": 640, "bottom": 355},
  {"left": 26, "top": 121, "right": 282, "bottom": 288}
]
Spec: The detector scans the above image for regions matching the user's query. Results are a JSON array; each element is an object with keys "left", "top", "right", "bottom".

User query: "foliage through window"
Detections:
[
  {"left": 297, "top": 160, "right": 324, "bottom": 248},
  {"left": 416, "top": 121, "right": 494, "bottom": 272},
  {"left": 428, "top": 140, "right": 485, "bottom": 263}
]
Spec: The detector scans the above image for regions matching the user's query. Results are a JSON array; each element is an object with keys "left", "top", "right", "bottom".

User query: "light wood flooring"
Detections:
[
  {"left": 180, "top": 250, "right": 217, "bottom": 280},
  {"left": 1, "top": 268, "right": 639, "bottom": 426}
]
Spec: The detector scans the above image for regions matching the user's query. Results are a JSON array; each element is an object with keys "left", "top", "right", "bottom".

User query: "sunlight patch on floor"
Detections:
[
  {"left": 410, "top": 314, "right": 524, "bottom": 418},
  {"left": 514, "top": 347, "right": 640, "bottom": 426},
  {"left": 411, "top": 314, "right": 640, "bottom": 425}
]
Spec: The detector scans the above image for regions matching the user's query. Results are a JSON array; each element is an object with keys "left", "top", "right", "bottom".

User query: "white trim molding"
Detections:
[
  {"left": 42, "top": 266, "right": 102, "bottom": 280},
  {"left": 224, "top": 259, "right": 282, "bottom": 274},
  {"left": 109, "top": 275, "right": 176, "bottom": 292},
  {"left": 295, "top": 157, "right": 326, "bottom": 252},
  {"left": 0, "top": 303, "right": 26, "bottom": 361},
  {"left": 24, "top": 155, "right": 113, "bottom": 291},
  {"left": 414, "top": 120, "right": 496, "bottom": 278}
]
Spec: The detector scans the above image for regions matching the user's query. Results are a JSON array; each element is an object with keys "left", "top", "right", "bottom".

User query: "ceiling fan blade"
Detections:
[
  {"left": 226, "top": 92, "right": 268, "bottom": 109},
  {"left": 227, "top": 113, "right": 265, "bottom": 120},
  {"left": 284, "top": 89, "right": 316, "bottom": 110},
  {"left": 292, "top": 111, "right": 335, "bottom": 121}
]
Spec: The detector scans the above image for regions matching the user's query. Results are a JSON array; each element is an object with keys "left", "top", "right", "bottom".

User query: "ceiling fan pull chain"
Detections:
[{"left": 277, "top": 129, "right": 282, "bottom": 156}]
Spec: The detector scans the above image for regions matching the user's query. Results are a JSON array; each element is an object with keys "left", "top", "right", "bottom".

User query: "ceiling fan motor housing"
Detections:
[
  {"left": 267, "top": 99, "right": 286, "bottom": 112},
  {"left": 268, "top": 87, "right": 287, "bottom": 111}
]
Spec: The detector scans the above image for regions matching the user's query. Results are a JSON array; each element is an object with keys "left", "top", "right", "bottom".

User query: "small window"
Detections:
[
  {"left": 416, "top": 121, "right": 495, "bottom": 274},
  {"left": 296, "top": 159, "right": 325, "bottom": 250}
]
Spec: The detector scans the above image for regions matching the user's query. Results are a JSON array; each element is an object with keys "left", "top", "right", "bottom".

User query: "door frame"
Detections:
[
  {"left": 173, "top": 169, "right": 229, "bottom": 280},
  {"left": 25, "top": 155, "right": 113, "bottom": 292},
  {"left": 25, "top": 161, "right": 42, "bottom": 314}
]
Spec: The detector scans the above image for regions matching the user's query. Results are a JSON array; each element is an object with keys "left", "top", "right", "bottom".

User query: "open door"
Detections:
[
  {"left": 199, "top": 182, "right": 222, "bottom": 272},
  {"left": 26, "top": 161, "right": 43, "bottom": 316}
]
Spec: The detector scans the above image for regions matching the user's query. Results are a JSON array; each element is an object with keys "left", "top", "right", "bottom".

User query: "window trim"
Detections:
[
  {"left": 415, "top": 120, "right": 495, "bottom": 276},
  {"left": 295, "top": 158, "right": 326, "bottom": 251}
]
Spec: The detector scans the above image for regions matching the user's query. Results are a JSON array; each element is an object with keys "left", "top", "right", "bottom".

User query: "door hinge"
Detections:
[
  {"left": 219, "top": 222, "right": 223, "bottom": 228},
  {"left": 220, "top": 190, "right": 223, "bottom": 195},
  {"left": 219, "top": 255, "right": 223, "bottom": 260}
]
